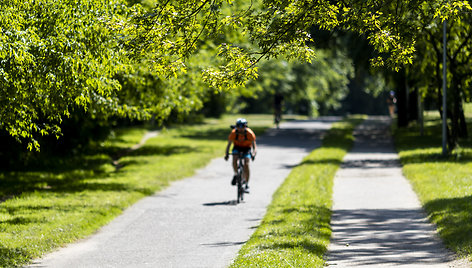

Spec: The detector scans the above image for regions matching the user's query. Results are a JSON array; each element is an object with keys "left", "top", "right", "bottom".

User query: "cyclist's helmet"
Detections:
[{"left": 236, "top": 118, "right": 248, "bottom": 128}]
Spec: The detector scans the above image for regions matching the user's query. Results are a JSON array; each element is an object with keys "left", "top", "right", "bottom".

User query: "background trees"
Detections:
[
  {"left": 1, "top": 0, "right": 472, "bottom": 155},
  {"left": 241, "top": 49, "right": 353, "bottom": 117},
  {"left": 381, "top": 1, "right": 472, "bottom": 149},
  {"left": 414, "top": 4, "right": 472, "bottom": 148}
]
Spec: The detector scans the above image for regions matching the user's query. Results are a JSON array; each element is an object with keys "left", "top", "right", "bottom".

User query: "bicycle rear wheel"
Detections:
[
  {"left": 236, "top": 155, "right": 245, "bottom": 204},
  {"left": 237, "top": 186, "right": 242, "bottom": 203},
  {"left": 236, "top": 172, "right": 244, "bottom": 203}
]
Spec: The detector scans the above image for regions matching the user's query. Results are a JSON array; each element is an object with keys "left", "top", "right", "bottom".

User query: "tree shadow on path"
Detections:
[{"left": 328, "top": 208, "right": 456, "bottom": 266}]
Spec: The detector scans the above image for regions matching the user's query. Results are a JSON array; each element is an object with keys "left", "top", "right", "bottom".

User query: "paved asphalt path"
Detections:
[
  {"left": 29, "top": 118, "right": 339, "bottom": 268},
  {"left": 326, "top": 117, "right": 470, "bottom": 267}
]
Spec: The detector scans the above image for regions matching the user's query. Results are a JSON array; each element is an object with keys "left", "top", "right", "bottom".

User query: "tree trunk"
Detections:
[
  {"left": 417, "top": 89, "right": 424, "bottom": 136},
  {"left": 459, "top": 105, "right": 468, "bottom": 138},
  {"left": 408, "top": 88, "right": 418, "bottom": 122},
  {"left": 396, "top": 69, "right": 409, "bottom": 127}
]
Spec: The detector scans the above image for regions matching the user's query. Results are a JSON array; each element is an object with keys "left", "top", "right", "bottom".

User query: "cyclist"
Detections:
[
  {"left": 224, "top": 118, "right": 257, "bottom": 192},
  {"left": 274, "top": 93, "right": 283, "bottom": 129}
]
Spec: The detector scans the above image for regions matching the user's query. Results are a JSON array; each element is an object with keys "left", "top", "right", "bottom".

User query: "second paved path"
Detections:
[
  {"left": 30, "top": 118, "right": 339, "bottom": 268},
  {"left": 326, "top": 117, "right": 467, "bottom": 267}
]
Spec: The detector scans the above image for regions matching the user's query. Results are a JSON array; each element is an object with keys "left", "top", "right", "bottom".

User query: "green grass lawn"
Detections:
[
  {"left": 0, "top": 114, "right": 274, "bottom": 267},
  {"left": 393, "top": 112, "right": 472, "bottom": 260},
  {"left": 230, "top": 116, "right": 364, "bottom": 267}
]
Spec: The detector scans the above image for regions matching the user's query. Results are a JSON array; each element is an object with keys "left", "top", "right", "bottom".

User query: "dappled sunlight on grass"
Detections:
[
  {"left": 426, "top": 195, "right": 472, "bottom": 256},
  {"left": 0, "top": 157, "right": 114, "bottom": 198}
]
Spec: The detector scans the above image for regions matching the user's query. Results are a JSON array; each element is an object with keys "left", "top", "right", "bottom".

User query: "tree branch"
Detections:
[{"left": 451, "top": 30, "right": 472, "bottom": 61}]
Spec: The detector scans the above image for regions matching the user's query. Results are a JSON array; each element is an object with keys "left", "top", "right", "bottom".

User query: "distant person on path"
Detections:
[
  {"left": 274, "top": 93, "right": 284, "bottom": 129},
  {"left": 224, "top": 118, "right": 257, "bottom": 192},
  {"left": 387, "top": 90, "right": 397, "bottom": 118}
]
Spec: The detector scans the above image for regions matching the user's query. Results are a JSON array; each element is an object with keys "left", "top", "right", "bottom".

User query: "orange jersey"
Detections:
[{"left": 228, "top": 128, "right": 256, "bottom": 148}]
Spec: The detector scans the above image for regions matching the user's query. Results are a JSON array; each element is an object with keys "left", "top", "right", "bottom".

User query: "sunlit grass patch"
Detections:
[{"left": 230, "top": 116, "right": 364, "bottom": 267}]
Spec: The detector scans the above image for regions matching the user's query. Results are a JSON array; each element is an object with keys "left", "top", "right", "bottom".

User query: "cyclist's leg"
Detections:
[
  {"left": 243, "top": 157, "right": 250, "bottom": 183},
  {"left": 231, "top": 148, "right": 242, "bottom": 185},
  {"left": 231, "top": 148, "right": 240, "bottom": 173},
  {"left": 242, "top": 147, "right": 251, "bottom": 183},
  {"left": 232, "top": 155, "right": 238, "bottom": 174}
]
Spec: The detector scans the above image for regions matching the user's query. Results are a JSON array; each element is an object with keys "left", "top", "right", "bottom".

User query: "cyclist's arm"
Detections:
[
  {"left": 225, "top": 140, "right": 232, "bottom": 156},
  {"left": 252, "top": 140, "right": 257, "bottom": 156}
]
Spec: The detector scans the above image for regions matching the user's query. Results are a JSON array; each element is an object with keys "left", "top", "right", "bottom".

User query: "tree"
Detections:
[
  {"left": 403, "top": 2, "right": 472, "bottom": 149},
  {"left": 0, "top": 0, "right": 132, "bottom": 150},
  {"left": 127, "top": 0, "right": 471, "bottom": 107},
  {"left": 2, "top": 0, "right": 471, "bottom": 151},
  {"left": 127, "top": 0, "right": 416, "bottom": 84}
]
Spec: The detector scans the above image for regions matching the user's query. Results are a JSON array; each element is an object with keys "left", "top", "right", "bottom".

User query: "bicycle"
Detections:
[
  {"left": 231, "top": 152, "right": 253, "bottom": 203},
  {"left": 274, "top": 112, "right": 281, "bottom": 129}
]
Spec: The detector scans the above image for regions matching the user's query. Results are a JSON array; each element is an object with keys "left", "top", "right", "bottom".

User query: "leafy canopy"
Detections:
[
  {"left": 1, "top": 0, "right": 471, "bottom": 149},
  {"left": 0, "top": 0, "right": 132, "bottom": 150}
]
